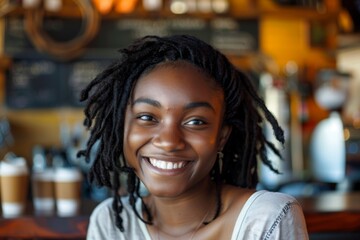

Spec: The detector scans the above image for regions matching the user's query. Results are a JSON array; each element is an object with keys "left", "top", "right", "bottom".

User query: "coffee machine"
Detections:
[{"left": 309, "top": 69, "right": 357, "bottom": 191}]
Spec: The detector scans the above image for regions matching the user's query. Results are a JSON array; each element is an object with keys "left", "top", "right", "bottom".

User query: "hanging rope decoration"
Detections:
[
  {"left": 24, "top": 0, "right": 100, "bottom": 61},
  {"left": 0, "top": 0, "right": 17, "bottom": 18}
]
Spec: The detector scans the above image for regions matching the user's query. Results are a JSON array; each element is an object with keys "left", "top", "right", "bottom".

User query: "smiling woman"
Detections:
[
  {"left": 78, "top": 35, "right": 309, "bottom": 240},
  {"left": 123, "top": 61, "right": 229, "bottom": 200}
]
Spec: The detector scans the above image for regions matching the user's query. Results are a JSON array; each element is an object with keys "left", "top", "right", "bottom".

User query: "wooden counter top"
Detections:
[
  {"left": 0, "top": 191, "right": 359, "bottom": 239},
  {"left": 0, "top": 215, "right": 89, "bottom": 239},
  {"left": 0, "top": 200, "right": 98, "bottom": 240},
  {"left": 297, "top": 191, "right": 360, "bottom": 233}
]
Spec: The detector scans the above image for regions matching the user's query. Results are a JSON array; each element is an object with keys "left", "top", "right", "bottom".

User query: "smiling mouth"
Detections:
[{"left": 148, "top": 158, "right": 188, "bottom": 170}]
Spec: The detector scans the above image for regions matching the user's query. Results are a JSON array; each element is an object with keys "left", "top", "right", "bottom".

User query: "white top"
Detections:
[{"left": 87, "top": 190, "right": 309, "bottom": 240}]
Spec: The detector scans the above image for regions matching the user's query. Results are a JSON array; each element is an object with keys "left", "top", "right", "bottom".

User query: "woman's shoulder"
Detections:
[
  {"left": 90, "top": 196, "right": 134, "bottom": 220},
  {"left": 251, "top": 190, "right": 299, "bottom": 207},
  {"left": 230, "top": 190, "right": 308, "bottom": 240},
  {"left": 87, "top": 196, "right": 150, "bottom": 240},
  {"left": 221, "top": 187, "right": 301, "bottom": 223},
  {"left": 221, "top": 186, "right": 301, "bottom": 214},
  {"left": 91, "top": 197, "right": 113, "bottom": 213},
  {"left": 239, "top": 190, "right": 304, "bottom": 221}
]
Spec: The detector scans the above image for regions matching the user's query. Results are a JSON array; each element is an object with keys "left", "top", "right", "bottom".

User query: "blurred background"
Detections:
[{"left": 0, "top": 0, "right": 359, "bottom": 201}]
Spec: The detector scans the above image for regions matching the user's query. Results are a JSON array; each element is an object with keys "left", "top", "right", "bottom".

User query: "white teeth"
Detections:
[
  {"left": 160, "top": 161, "right": 166, "bottom": 169},
  {"left": 149, "top": 158, "right": 186, "bottom": 170}
]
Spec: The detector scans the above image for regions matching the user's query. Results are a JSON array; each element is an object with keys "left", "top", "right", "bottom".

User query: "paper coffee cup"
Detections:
[
  {"left": 54, "top": 168, "right": 82, "bottom": 217},
  {"left": 32, "top": 169, "right": 55, "bottom": 215},
  {"left": 0, "top": 157, "right": 29, "bottom": 218}
]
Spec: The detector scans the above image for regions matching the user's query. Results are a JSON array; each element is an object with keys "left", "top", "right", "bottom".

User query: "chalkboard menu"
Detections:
[
  {"left": 6, "top": 59, "right": 113, "bottom": 108},
  {"left": 6, "top": 60, "right": 63, "bottom": 108},
  {"left": 4, "top": 17, "right": 258, "bottom": 109},
  {"left": 63, "top": 60, "right": 114, "bottom": 107}
]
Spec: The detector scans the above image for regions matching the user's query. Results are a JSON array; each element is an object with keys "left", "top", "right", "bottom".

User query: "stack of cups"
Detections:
[
  {"left": 33, "top": 167, "right": 83, "bottom": 217},
  {"left": 53, "top": 167, "right": 83, "bottom": 217},
  {"left": 0, "top": 158, "right": 83, "bottom": 218},
  {"left": 32, "top": 168, "right": 55, "bottom": 216},
  {"left": 0, "top": 157, "right": 29, "bottom": 218}
]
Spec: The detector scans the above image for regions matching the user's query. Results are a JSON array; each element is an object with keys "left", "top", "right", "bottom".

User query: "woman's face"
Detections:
[{"left": 123, "top": 62, "right": 231, "bottom": 198}]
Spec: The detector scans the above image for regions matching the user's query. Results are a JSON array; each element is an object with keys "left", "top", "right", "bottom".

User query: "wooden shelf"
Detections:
[{"left": 4, "top": 2, "right": 339, "bottom": 21}]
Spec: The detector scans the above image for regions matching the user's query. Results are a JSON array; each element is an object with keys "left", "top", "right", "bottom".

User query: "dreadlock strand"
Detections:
[
  {"left": 112, "top": 172, "right": 125, "bottom": 232},
  {"left": 126, "top": 171, "right": 152, "bottom": 225},
  {"left": 239, "top": 109, "right": 250, "bottom": 187},
  {"left": 259, "top": 139, "right": 281, "bottom": 174},
  {"left": 265, "top": 139, "right": 284, "bottom": 160},
  {"left": 79, "top": 61, "right": 122, "bottom": 102},
  {"left": 133, "top": 178, "right": 153, "bottom": 224},
  {"left": 238, "top": 71, "right": 285, "bottom": 144},
  {"left": 246, "top": 112, "right": 260, "bottom": 188}
]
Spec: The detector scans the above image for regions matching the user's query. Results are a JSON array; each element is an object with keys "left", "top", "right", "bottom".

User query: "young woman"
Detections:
[{"left": 79, "top": 35, "right": 308, "bottom": 239}]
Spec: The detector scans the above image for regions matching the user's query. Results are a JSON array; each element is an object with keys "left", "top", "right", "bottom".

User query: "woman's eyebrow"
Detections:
[
  {"left": 132, "top": 98, "right": 215, "bottom": 112},
  {"left": 184, "top": 102, "right": 215, "bottom": 112},
  {"left": 132, "top": 97, "right": 161, "bottom": 107}
]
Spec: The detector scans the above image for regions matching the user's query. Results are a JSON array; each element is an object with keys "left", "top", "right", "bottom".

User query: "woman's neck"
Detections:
[{"left": 146, "top": 179, "right": 218, "bottom": 237}]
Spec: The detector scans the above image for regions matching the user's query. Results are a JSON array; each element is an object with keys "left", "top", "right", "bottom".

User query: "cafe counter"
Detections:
[{"left": 0, "top": 191, "right": 360, "bottom": 239}]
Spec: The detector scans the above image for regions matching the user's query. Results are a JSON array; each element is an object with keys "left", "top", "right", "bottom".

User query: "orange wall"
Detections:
[{"left": 260, "top": 17, "right": 337, "bottom": 72}]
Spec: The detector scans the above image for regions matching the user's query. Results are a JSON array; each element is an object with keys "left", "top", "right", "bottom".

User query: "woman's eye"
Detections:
[
  {"left": 186, "top": 119, "right": 206, "bottom": 126},
  {"left": 137, "top": 114, "right": 156, "bottom": 122}
]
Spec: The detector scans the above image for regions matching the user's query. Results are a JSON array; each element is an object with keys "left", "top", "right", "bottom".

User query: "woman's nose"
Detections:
[{"left": 152, "top": 123, "right": 186, "bottom": 152}]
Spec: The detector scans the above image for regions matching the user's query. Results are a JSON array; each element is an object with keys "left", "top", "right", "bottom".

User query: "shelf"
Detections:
[{"left": 4, "top": 2, "right": 339, "bottom": 21}]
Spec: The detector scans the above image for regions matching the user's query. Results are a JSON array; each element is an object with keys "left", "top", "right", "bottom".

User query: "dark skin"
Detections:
[{"left": 123, "top": 61, "right": 254, "bottom": 239}]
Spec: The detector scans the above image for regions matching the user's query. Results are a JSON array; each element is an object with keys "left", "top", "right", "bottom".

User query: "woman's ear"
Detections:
[{"left": 219, "top": 125, "right": 232, "bottom": 150}]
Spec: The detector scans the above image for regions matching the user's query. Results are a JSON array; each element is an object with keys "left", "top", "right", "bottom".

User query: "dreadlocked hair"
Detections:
[{"left": 78, "top": 34, "right": 284, "bottom": 232}]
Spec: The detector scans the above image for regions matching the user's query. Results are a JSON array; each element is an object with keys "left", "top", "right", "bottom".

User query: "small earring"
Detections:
[{"left": 217, "top": 151, "right": 224, "bottom": 161}]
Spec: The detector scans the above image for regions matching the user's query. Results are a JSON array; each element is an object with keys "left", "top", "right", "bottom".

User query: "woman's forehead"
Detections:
[
  {"left": 137, "top": 60, "right": 220, "bottom": 90},
  {"left": 130, "top": 61, "right": 224, "bottom": 108}
]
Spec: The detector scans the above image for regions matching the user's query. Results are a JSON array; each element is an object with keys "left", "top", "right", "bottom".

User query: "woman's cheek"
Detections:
[{"left": 124, "top": 127, "right": 149, "bottom": 161}]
